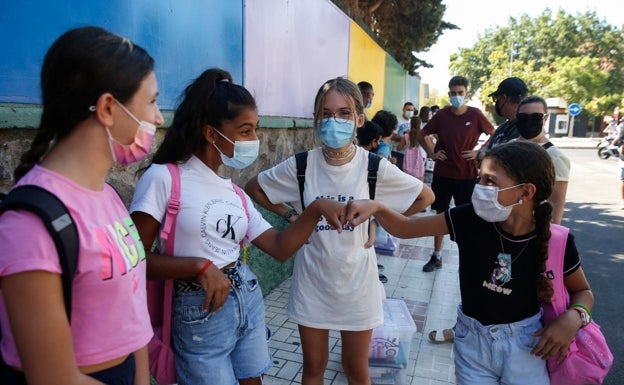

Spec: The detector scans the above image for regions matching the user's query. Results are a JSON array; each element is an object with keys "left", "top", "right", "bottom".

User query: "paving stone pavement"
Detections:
[{"left": 262, "top": 225, "right": 461, "bottom": 385}]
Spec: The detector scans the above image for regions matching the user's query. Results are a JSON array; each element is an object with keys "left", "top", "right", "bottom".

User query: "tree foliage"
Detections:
[
  {"left": 448, "top": 9, "right": 624, "bottom": 116},
  {"left": 337, "top": 0, "right": 458, "bottom": 75}
]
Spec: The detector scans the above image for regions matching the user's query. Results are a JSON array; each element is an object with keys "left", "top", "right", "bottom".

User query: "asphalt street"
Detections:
[{"left": 560, "top": 148, "right": 622, "bottom": 384}]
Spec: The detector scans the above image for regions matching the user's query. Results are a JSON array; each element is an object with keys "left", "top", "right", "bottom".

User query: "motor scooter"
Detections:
[{"left": 597, "top": 136, "right": 620, "bottom": 159}]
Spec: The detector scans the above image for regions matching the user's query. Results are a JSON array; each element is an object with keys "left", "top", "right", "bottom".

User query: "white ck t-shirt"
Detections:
[
  {"left": 257, "top": 146, "right": 423, "bottom": 330},
  {"left": 130, "top": 156, "right": 271, "bottom": 268}
]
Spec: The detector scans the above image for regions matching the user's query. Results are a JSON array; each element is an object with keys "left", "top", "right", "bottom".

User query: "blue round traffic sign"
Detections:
[{"left": 568, "top": 103, "right": 582, "bottom": 116}]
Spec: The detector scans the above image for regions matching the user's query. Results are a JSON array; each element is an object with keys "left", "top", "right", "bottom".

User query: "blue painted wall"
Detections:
[{"left": 0, "top": 0, "right": 244, "bottom": 109}]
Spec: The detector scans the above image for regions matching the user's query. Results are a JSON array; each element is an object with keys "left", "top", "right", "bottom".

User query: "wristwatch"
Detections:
[{"left": 283, "top": 208, "right": 297, "bottom": 221}]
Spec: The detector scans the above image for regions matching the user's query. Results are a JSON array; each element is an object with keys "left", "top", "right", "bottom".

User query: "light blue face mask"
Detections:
[
  {"left": 319, "top": 118, "right": 355, "bottom": 149},
  {"left": 450, "top": 95, "right": 465, "bottom": 109},
  {"left": 213, "top": 129, "right": 259, "bottom": 169}
]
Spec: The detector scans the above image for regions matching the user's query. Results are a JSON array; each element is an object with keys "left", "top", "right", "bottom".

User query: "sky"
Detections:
[{"left": 417, "top": 0, "right": 621, "bottom": 92}]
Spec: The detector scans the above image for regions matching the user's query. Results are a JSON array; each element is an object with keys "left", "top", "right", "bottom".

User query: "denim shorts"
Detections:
[
  {"left": 453, "top": 305, "right": 549, "bottom": 385},
  {"left": 171, "top": 262, "right": 272, "bottom": 385}
]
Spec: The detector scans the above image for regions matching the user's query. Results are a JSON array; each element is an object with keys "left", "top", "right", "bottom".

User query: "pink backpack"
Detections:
[
  {"left": 147, "top": 163, "right": 248, "bottom": 385},
  {"left": 542, "top": 224, "right": 613, "bottom": 385}
]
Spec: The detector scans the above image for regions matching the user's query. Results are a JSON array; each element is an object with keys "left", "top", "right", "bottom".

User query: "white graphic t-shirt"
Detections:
[{"left": 258, "top": 146, "right": 423, "bottom": 330}]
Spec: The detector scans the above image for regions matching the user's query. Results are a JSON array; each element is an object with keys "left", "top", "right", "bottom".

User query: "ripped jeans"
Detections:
[{"left": 172, "top": 262, "right": 271, "bottom": 385}]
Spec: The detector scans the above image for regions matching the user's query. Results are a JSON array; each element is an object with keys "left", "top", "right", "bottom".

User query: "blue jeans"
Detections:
[
  {"left": 172, "top": 262, "right": 271, "bottom": 385},
  {"left": 453, "top": 305, "right": 549, "bottom": 385}
]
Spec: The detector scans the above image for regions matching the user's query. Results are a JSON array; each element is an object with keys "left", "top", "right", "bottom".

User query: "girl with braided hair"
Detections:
[{"left": 345, "top": 140, "right": 594, "bottom": 385}]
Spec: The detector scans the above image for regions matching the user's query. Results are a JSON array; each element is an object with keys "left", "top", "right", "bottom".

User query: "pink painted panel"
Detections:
[{"left": 245, "top": 0, "right": 350, "bottom": 118}]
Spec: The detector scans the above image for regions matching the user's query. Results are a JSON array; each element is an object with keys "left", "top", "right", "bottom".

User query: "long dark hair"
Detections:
[
  {"left": 151, "top": 68, "right": 256, "bottom": 165},
  {"left": 484, "top": 141, "right": 555, "bottom": 302},
  {"left": 14, "top": 26, "right": 154, "bottom": 182}
]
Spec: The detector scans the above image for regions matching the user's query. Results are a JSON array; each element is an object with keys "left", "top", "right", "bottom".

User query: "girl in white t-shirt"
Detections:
[
  {"left": 130, "top": 68, "right": 344, "bottom": 385},
  {"left": 0, "top": 27, "right": 163, "bottom": 385},
  {"left": 245, "top": 77, "right": 434, "bottom": 384}
]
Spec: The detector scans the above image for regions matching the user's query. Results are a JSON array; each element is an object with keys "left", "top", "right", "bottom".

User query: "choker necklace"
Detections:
[{"left": 322, "top": 145, "right": 355, "bottom": 161}]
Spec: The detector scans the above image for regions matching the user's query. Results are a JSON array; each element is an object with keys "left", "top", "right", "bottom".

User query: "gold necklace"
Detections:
[{"left": 322, "top": 145, "right": 355, "bottom": 161}]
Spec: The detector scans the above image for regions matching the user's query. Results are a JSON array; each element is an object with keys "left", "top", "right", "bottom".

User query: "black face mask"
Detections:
[{"left": 516, "top": 113, "right": 545, "bottom": 139}]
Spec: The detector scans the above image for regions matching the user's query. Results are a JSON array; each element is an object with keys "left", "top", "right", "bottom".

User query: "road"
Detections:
[{"left": 560, "top": 148, "right": 622, "bottom": 384}]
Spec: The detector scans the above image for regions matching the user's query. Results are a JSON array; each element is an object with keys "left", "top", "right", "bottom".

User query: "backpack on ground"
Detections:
[{"left": 0, "top": 186, "right": 79, "bottom": 384}]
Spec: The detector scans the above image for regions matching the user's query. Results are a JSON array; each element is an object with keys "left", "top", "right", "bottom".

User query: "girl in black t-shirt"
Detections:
[{"left": 346, "top": 141, "right": 594, "bottom": 385}]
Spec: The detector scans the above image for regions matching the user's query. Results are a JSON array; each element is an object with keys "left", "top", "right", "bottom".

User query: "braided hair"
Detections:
[{"left": 484, "top": 141, "right": 555, "bottom": 302}]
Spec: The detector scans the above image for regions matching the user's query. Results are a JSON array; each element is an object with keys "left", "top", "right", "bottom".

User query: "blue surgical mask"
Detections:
[
  {"left": 319, "top": 118, "right": 355, "bottom": 149},
  {"left": 213, "top": 130, "right": 259, "bottom": 169},
  {"left": 450, "top": 96, "right": 465, "bottom": 109},
  {"left": 365, "top": 101, "right": 372, "bottom": 109}
]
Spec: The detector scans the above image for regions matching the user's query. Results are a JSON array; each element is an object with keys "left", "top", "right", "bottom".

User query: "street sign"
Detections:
[{"left": 568, "top": 103, "right": 582, "bottom": 116}]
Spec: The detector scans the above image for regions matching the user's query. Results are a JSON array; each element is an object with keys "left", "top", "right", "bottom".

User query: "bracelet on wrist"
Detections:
[
  {"left": 570, "top": 307, "right": 590, "bottom": 328},
  {"left": 196, "top": 259, "right": 213, "bottom": 281},
  {"left": 570, "top": 303, "right": 592, "bottom": 322},
  {"left": 283, "top": 208, "right": 298, "bottom": 221}
]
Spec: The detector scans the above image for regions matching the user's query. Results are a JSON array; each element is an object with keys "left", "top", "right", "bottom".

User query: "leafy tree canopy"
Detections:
[
  {"left": 448, "top": 9, "right": 624, "bottom": 116},
  {"left": 336, "top": 0, "right": 458, "bottom": 75}
]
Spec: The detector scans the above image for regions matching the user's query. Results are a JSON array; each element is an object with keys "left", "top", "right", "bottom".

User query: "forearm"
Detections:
[
  {"left": 147, "top": 252, "right": 206, "bottom": 281},
  {"left": 402, "top": 184, "right": 434, "bottom": 216},
  {"left": 271, "top": 200, "right": 325, "bottom": 260},
  {"left": 416, "top": 133, "right": 434, "bottom": 158},
  {"left": 133, "top": 346, "right": 150, "bottom": 385}
]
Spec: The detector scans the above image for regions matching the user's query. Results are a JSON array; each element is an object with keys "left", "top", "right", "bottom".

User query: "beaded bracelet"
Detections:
[
  {"left": 196, "top": 259, "right": 213, "bottom": 281},
  {"left": 570, "top": 303, "right": 592, "bottom": 322}
]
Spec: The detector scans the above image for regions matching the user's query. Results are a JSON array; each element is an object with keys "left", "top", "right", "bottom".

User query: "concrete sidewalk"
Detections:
[
  {"left": 549, "top": 136, "right": 601, "bottom": 149},
  {"left": 262, "top": 223, "right": 461, "bottom": 385}
]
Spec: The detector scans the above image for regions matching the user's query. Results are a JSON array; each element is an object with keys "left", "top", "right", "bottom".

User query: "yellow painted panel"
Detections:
[{"left": 348, "top": 21, "right": 386, "bottom": 118}]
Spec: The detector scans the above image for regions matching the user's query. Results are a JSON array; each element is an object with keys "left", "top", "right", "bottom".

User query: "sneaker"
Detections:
[
  {"left": 423, "top": 255, "right": 442, "bottom": 272},
  {"left": 378, "top": 273, "right": 388, "bottom": 284},
  {"left": 377, "top": 264, "right": 385, "bottom": 272}
]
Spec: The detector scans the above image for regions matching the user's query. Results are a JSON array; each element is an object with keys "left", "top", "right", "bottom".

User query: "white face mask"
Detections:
[
  {"left": 212, "top": 129, "right": 259, "bottom": 169},
  {"left": 472, "top": 183, "right": 524, "bottom": 222},
  {"left": 405, "top": 110, "right": 414, "bottom": 119}
]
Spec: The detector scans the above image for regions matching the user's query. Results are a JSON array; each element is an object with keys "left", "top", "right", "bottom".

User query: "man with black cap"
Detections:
[{"left": 478, "top": 77, "right": 529, "bottom": 160}]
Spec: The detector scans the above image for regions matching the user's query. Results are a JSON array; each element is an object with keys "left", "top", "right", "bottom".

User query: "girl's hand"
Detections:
[
  {"left": 315, "top": 199, "right": 347, "bottom": 233},
  {"left": 531, "top": 310, "right": 581, "bottom": 363},
  {"left": 346, "top": 200, "right": 379, "bottom": 227},
  {"left": 196, "top": 263, "right": 231, "bottom": 313}
]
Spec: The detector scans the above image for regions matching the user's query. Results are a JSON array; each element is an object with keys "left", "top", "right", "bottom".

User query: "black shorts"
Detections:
[{"left": 431, "top": 175, "right": 476, "bottom": 212}]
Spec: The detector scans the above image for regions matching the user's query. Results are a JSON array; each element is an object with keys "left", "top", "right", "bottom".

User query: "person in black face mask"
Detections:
[
  {"left": 517, "top": 96, "right": 570, "bottom": 224},
  {"left": 477, "top": 77, "right": 529, "bottom": 161}
]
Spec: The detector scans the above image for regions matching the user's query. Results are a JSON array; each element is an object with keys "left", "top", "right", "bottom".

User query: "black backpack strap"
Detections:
[
  {"left": 295, "top": 152, "right": 308, "bottom": 210},
  {"left": 542, "top": 141, "right": 554, "bottom": 150},
  {"left": 0, "top": 185, "right": 79, "bottom": 319},
  {"left": 367, "top": 152, "right": 382, "bottom": 200}
]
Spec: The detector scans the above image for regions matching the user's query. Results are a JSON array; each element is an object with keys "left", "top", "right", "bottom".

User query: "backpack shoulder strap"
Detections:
[
  {"left": 0, "top": 185, "right": 78, "bottom": 319},
  {"left": 542, "top": 141, "right": 554, "bottom": 150},
  {"left": 295, "top": 151, "right": 308, "bottom": 210},
  {"left": 232, "top": 183, "right": 250, "bottom": 220},
  {"left": 367, "top": 152, "right": 382, "bottom": 200},
  {"left": 545, "top": 223, "right": 570, "bottom": 315},
  {"left": 160, "top": 163, "right": 181, "bottom": 255}
]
